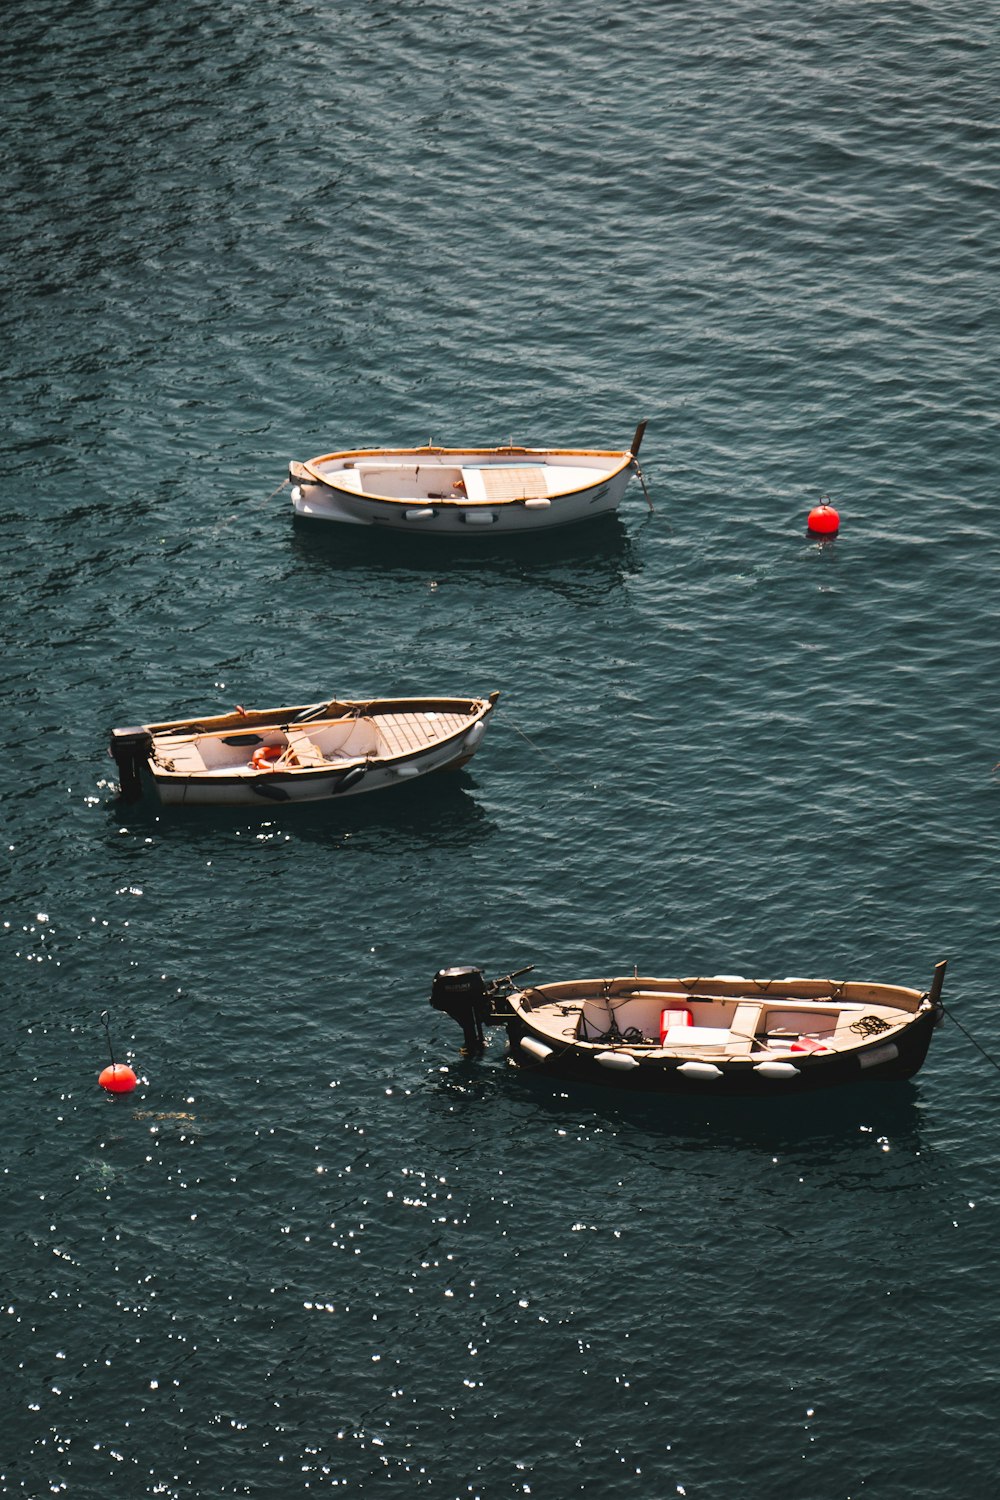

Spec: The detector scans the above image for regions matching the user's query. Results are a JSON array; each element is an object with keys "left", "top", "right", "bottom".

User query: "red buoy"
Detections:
[
  {"left": 807, "top": 502, "right": 840, "bottom": 535},
  {"left": 97, "top": 1012, "right": 138, "bottom": 1092},
  {"left": 99, "top": 1063, "right": 138, "bottom": 1093}
]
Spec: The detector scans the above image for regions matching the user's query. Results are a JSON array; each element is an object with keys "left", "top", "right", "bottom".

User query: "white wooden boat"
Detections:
[
  {"left": 109, "top": 692, "right": 499, "bottom": 807},
  {"left": 288, "top": 422, "right": 650, "bottom": 534},
  {"left": 430, "top": 962, "right": 947, "bottom": 1096}
]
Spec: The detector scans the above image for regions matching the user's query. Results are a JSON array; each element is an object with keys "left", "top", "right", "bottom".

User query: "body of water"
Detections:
[{"left": 3, "top": 3, "right": 999, "bottom": 1496}]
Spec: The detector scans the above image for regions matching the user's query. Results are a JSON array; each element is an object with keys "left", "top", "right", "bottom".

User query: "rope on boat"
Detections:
[
  {"left": 940, "top": 1004, "right": 1000, "bottom": 1076},
  {"left": 849, "top": 1015, "right": 891, "bottom": 1037}
]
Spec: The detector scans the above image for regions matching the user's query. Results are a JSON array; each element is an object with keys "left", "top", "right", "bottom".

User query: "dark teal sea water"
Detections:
[{"left": 3, "top": 2, "right": 999, "bottom": 1495}]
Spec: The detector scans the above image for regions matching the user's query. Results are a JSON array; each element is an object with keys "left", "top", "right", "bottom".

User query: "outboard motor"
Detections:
[
  {"left": 430, "top": 966, "right": 490, "bottom": 1055},
  {"left": 108, "top": 727, "right": 154, "bottom": 803}
]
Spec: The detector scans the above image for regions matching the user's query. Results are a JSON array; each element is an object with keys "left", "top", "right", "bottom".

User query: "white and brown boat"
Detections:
[
  {"left": 288, "top": 423, "right": 650, "bottom": 535},
  {"left": 430, "top": 961, "right": 947, "bottom": 1096},
  {"left": 109, "top": 692, "right": 499, "bottom": 807}
]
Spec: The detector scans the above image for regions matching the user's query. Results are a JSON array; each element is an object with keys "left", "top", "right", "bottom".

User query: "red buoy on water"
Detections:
[
  {"left": 98, "top": 1010, "right": 139, "bottom": 1092},
  {"left": 99, "top": 1063, "right": 138, "bottom": 1093},
  {"left": 807, "top": 501, "right": 840, "bottom": 535}
]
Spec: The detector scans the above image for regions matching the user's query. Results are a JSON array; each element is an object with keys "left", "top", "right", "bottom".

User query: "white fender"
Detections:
[
  {"left": 677, "top": 1061, "right": 723, "bottom": 1081},
  {"left": 520, "top": 1036, "right": 553, "bottom": 1061},
  {"left": 523, "top": 497, "right": 551, "bottom": 509},
  {"left": 464, "top": 721, "right": 485, "bottom": 749},
  {"left": 595, "top": 1051, "right": 640, "bottom": 1072},
  {"left": 754, "top": 1061, "right": 801, "bottom": 1080},
  {"left": 404, "top": 508, "right": 434, "bottom": 521}
]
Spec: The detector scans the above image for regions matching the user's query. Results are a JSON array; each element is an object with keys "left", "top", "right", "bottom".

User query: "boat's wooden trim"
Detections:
[
  {"left": 114, "top": 696, "right": 499, "bottom": 806},
  {"left": 299, "top": 447, "right": 634, "bottom": 508},
  {"left": 524, "top": 974, "right": 927, "bottom": 1015},
  {"left": 506, "top": 996, "right": 938, "bottom": 1092},
  {"left": 134, "top": 694, "right": 497, "bottom": 788},
  {"left": 511, "top": 975, "right": 934, "bottom": 1064},
  {"left": 142, "top": 694, "right": 494, "bottom": 738},
  {"left": 304, "top": 445, "right": 631, "bottom": 465}
]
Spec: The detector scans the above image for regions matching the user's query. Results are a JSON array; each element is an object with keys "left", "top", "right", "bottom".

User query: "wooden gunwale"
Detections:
[
  {"left": 143, "top": 695, "right": 496, "bottom": 782},
  {"left": 299, "top": 446, "right": 633, "bottom": 508},
  {"left": 517, "top": 976, "right": 927, "bottom": 1013},
  {"left": 511, "top": 976, "right": 930, "bottom": 1060},
  {"left": 144, "top": 695, "right": 491, "bottom": 737}
]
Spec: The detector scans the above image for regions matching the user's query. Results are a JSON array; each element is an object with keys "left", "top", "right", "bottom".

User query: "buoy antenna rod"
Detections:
[{"left": 100, "top": 1010, "right": 116, "bottom": 1067}]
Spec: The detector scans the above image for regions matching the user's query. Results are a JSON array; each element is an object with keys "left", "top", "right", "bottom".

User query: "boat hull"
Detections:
[
  {"left": 151, "top": 732, "right": 479, "bottom": 806},
  {"left": 110, "top": 694, "right": 497, "bottom": 808},
  {"left": 504, "top": 1007, "right": 940, "bottom": 1097},
  {"left": 289, "top": 445, "right": 638, "bottom": 534},
  {"left": 429, "top": 964, "right": 946, "bottom": 1098}
]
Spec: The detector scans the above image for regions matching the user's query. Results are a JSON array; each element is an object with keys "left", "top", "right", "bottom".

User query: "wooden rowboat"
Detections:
[
  {"left": 288, "top": 422, "right": 651, "bottom": 534},
  {"left": 430, "top": 961, "right": 947, "bottom": 1096},
  {"left": 109, "top": 692, "right": 499, "bottom": 807}
]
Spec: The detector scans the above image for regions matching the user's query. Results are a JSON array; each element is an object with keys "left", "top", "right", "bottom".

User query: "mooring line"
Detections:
[
  {"left": 257, "top": 477, "right": 290, "bottom": 509},
  {"left": 507, "top": 720, "right": 567, "bottom": 776},
  {"left": 942, "top": 1005, "right": 1000, "bottom": 1076},
  {"left": 207, "top": 478, "right": 289, "bottom": 539},
  {"left": 632, "top": 458, "right": 655, "bottom": 512}
]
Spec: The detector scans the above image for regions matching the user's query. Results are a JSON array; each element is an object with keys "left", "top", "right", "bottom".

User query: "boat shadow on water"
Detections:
[
  {"left": 107, "top": 768, "right": 499, "bottom": 852},
  {"left": 522, "top": 1071, "right": 925, "bottom": 1152},
  {"left": 430, "top": 1052, "right": 927, "bottom": 1156},
  {"left": 288, "top": 511, "right": 646, "bottom": 601}
]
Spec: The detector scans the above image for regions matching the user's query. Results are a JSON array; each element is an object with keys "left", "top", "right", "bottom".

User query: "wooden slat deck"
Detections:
[
  {"left": 477, "top": 465, "right": 547, "bottom": 500},
  {"left": 375, "top": 710, "right": 470, "bottom": 758}
]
